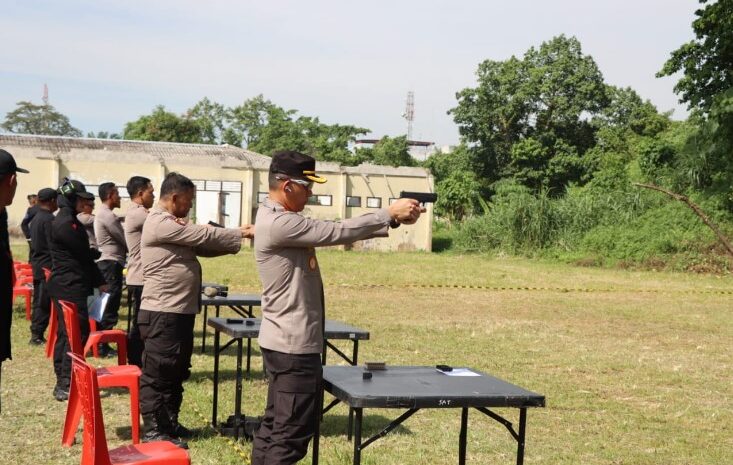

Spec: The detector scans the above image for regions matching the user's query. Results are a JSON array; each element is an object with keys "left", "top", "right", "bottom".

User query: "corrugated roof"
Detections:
[
  {"left": 0, "top": 133, "right": 430, "bottom": 177},
  {"left": 0, "top": 133, "right": 270, "bottom": 165}
]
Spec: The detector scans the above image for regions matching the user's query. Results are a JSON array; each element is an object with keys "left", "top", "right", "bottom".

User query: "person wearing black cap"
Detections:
[
  {"left": 0, "top": 148, "right": 28, "bottom": 410},
  {"left": 28, "top": 188, "right": 58, "bottom": 345},
  {"left": 251, "top": 150, "right": 424, "bottom": 465},
  {"left": 20, "top": 194, "right": 39, "bottom": 259},
  {"left": 47, "top": 178, "right": 108, "bottom": 401}
]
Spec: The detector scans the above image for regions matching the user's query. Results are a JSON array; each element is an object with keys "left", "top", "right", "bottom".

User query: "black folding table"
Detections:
[
  {"left": 199, "top": 293, "right": 261, "bottom": 353},
  {"left": 317, "top": 366, "right": 545, "bottom": 465},
  {"left": 208, "top": 317, "right": 370, "bottom": 440}
]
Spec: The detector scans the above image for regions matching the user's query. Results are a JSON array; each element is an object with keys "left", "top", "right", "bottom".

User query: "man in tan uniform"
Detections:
[
  {"left": 251, "top": 151, "right": 424, "bottom": 465},
  {"left": 139, "top": 172, "right": 253, "bottom": 448},
  {"left": 94, "top": 182, "right": 126, "bottom": 356},
  {"left": 123, "top": 176, "right": 155, "bottom": 367}
]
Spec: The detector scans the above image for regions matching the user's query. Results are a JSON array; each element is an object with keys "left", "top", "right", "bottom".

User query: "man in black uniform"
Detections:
[
  {"left": 48, "top": 178, "right": 108, "bottom": 401},
  {"left": 20, "top": 194, "right": 38, "bottom": 260},
  {"left": 28, "top": 188, "right": 58, "bottom": 345},
  {"left": 0, "top": 149, "right": 28, "bottom": 411}
]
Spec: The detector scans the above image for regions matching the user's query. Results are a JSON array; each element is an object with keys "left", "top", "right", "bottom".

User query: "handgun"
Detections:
[{"left": 400, "top": 191, "right": 437, "bottom": 205}]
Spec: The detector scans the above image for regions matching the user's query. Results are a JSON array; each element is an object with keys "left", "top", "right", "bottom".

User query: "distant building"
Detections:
[
  {"left": 1, "top": 134, "right": 434, "bottom": 251},
  {"left": 354, "top": 138, "right": 437, "bottom": 162}
]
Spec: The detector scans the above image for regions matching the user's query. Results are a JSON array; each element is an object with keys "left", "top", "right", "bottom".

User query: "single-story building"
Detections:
[{"left": 1, "top": 134, "right": 434, "bottom": 251}]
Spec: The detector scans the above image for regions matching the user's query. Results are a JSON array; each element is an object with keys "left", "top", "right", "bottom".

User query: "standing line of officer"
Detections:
[
  {"left": 94, "top": 182, "right": 127, "bottom": 357},
  {"left": 123, "top": 176, "right": 155, "bottom": 367},
  {"left": 28, "top": 188, "right": 58, "bottom": 345},
  {"left": 47, "top": 179, "right": 109, "bottom": 401}
]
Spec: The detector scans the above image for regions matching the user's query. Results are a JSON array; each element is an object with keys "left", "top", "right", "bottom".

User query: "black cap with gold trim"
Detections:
[{"left": 270, "top": 150, "right": 327, "bottom": 184}]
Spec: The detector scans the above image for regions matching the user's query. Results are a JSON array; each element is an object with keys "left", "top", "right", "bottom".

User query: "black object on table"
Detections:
[
  {"left": 199, "top": 293, "right": 260, "bottom": 353},
  {"left": 207, "top": 317, "right": 370, "bottom": 441},
  {"left": 316, "top": 366, "right": 545, "bottom": 465}
]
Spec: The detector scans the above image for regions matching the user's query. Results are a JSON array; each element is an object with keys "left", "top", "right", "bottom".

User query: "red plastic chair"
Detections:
[
  {"left": 12, "top": 274, "right": 33, "bottom": 320},
  {"left": 43, "top": 268, "right": 57, "bottom": 358},
  {"left": 60, "top": 301, "right": 142, "bottom": 446},
  {"left": 67, "top": 352, "right": 190, "bottom": 465}
]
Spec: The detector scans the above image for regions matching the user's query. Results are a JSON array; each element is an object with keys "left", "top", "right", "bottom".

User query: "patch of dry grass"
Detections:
[{"left": 2, "top": 243, "right": 731, "bottom": 464}]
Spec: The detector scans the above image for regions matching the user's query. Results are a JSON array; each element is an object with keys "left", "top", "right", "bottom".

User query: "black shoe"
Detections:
[
  {"left": 170, "top": 421, "right": 194, "bottom": 439},
  {"left": 53, "top": 385, "right": 69, "bottom": 402},
  {"left": 29, "top": 335, "right": 46, "bottom": 345},
  {"left": 98, "top": 344, "right": 117, "bottom": 358},
  {"left": 142, "top": 429, "right": 189, "bottom": 449}
]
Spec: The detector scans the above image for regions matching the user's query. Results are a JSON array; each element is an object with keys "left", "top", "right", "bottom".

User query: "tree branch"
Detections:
[{"left": 634, "top": 183, "right": 733, "bottom": 259}]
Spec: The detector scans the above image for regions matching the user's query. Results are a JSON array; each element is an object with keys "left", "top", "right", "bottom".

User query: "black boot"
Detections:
[
  {"left": 142, "top": 414, "right": 189, "bottom": 449},
  {"left": 169, "top": 414, "right": 194, "bottom": 439}
]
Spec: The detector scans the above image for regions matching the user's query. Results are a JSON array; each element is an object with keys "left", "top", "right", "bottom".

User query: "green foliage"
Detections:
[
  {"left": 354, "top": 136, "right": 415, "bottom": 167},
  {"left": 657, "top": 0, "right": 733, "bottom": 112},
  {"left": 451, "top": 35, "right": 609, "bottom": 193},
  {"left": 85, "top": 131, "right": 121, "bottom": 139},
  {"left": 2, "top": 100, "right": 82, "bottom": 136},
  {"left": 123, "top": 105, "right": 204, "bottom": 143}
]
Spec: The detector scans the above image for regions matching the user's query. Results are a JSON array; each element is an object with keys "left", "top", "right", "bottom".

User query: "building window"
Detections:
[
  {"left": 346, "top": 196, "right": 361, "bottom": 207},
  {"left": 366, "top": 197, "right": 382, "bottom": 208},
  {"left": 307, "top": 195, "right": 332, "bottom": 206},
  {"left": 389, "top": 197, "right": 399, "bottom": 205},
  {"left": 257, "top": 192, "right": 268, "bottom": 204}
]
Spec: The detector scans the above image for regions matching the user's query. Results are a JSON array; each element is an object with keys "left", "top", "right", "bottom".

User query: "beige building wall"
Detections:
[{"left": 1, "top": 135, "right": 433, "bottom": 251}]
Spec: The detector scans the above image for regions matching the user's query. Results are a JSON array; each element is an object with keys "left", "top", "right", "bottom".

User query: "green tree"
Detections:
[
  {"left": 2, "top": 100, "right": 82, "bottom": 136},
  {"left": 356, "top": 136, "right": 415, "bottom": 167},
  {"left": 451, "top": 35, "right": 609, "bottom": 193},
  {"left": 123, "top": 105, "right": 203, "bottom": 143},
  {"left": 187, "top": 97, "right": 227, "bottom": 144},
  {"left": 657, "top": 0, "right": 733, "bottom": 113},
  {"left": 86, "top": 131, "right": 121, "bottom": 139}
]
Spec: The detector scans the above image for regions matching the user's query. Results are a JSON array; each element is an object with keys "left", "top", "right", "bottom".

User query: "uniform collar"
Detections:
[{"left": 263, "top": 197, "right": 285, "bottom": 212}]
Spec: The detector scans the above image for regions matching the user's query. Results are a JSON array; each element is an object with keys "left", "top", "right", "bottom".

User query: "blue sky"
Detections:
[{"left": 0, "top": 0, "right": 697, "bottom": 147}]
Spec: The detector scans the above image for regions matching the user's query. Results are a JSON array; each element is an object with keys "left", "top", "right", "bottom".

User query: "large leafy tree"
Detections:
[
  {"left": 451, "top": 35, "right": 609, "bottom": 193},
  {"left": 123, "top": 105, "right": 203, "bottom": 143},
  {"left": 657, "top": 0, "right": 733, "bottom": 113},
  {"left": 187, "top": 97, "right": 227, "bottom": 144},
  {"left": 2, "top": 100, "right": 82, "bottom": 136}
]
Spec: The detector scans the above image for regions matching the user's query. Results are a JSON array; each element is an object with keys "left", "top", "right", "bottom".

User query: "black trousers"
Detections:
[
  {"left": 138, "top": 310, "right": 195, "bottom": 423},
  {"left": 30, "top": 278, "right": 51, "bottom": 338},
  {"left": 252, "top": 348, "right": 322, "bottom": 465},
  {"left": 97, "top": 260, "right": 123, "bottom": 331},
  {"left": 52, "top": 297, "right": 89, "bottom": 389},
  {"left": 127, "top": 285, "right": 144, "bottom": 367}
]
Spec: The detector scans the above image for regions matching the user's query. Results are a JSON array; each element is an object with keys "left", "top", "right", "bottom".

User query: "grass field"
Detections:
[{"left": 2, "top": 243, "right": 732, "bottom": 465}]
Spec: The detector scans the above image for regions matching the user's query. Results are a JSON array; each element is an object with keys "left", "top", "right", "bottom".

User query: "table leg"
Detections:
[
  {"left": 212, "top": 329, "right": 220, "bottom": 427},
  {"left": 200, "top": 305, "right": 208, "bottom": 354},
  {"left": 353, "top": 408, "right": 363, "bottom": 465},
  {"left": 347, "top": 340, "right": 358, "bottom": 440},
  {"left": 234, "top": 337, "right": 243, "bottom": 440},
  {"left": 246, "top": 336, "right": 252, "bottom": 379},
  {"left": 459, "top": 407, "right": 468, "bottom": 465},
  {"left": 516, "top": 408, "right": 526, "bottom": 465}
]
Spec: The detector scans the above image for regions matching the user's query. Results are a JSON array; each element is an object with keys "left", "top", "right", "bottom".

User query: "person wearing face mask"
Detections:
[
  {"left": 47, "top": 179, "right": 109, "bottom": 401},
  {"left": 251, "top": 151, "right": 425, "bottom": 465}
]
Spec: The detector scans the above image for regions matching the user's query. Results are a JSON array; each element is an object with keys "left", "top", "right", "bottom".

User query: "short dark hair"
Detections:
[
  {"left": 126, "top": 176, "right": 151, "bottom": 198},
  {"left": 98, "top": 182, "right": 117, "bottom": 201},
  {"left": 160, "top": 172, "right": 195, "bottom": 198},
  {"left": 27, "top": 194, "right": 38, "bottom": 201},
  {"left": 268, "top": 171, "right": 284, "bottom": 190}
]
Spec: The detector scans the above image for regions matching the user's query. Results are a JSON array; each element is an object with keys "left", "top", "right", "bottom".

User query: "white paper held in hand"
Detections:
[{"left": 89, "top": 292, "right": 111, "bottom": 322}]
